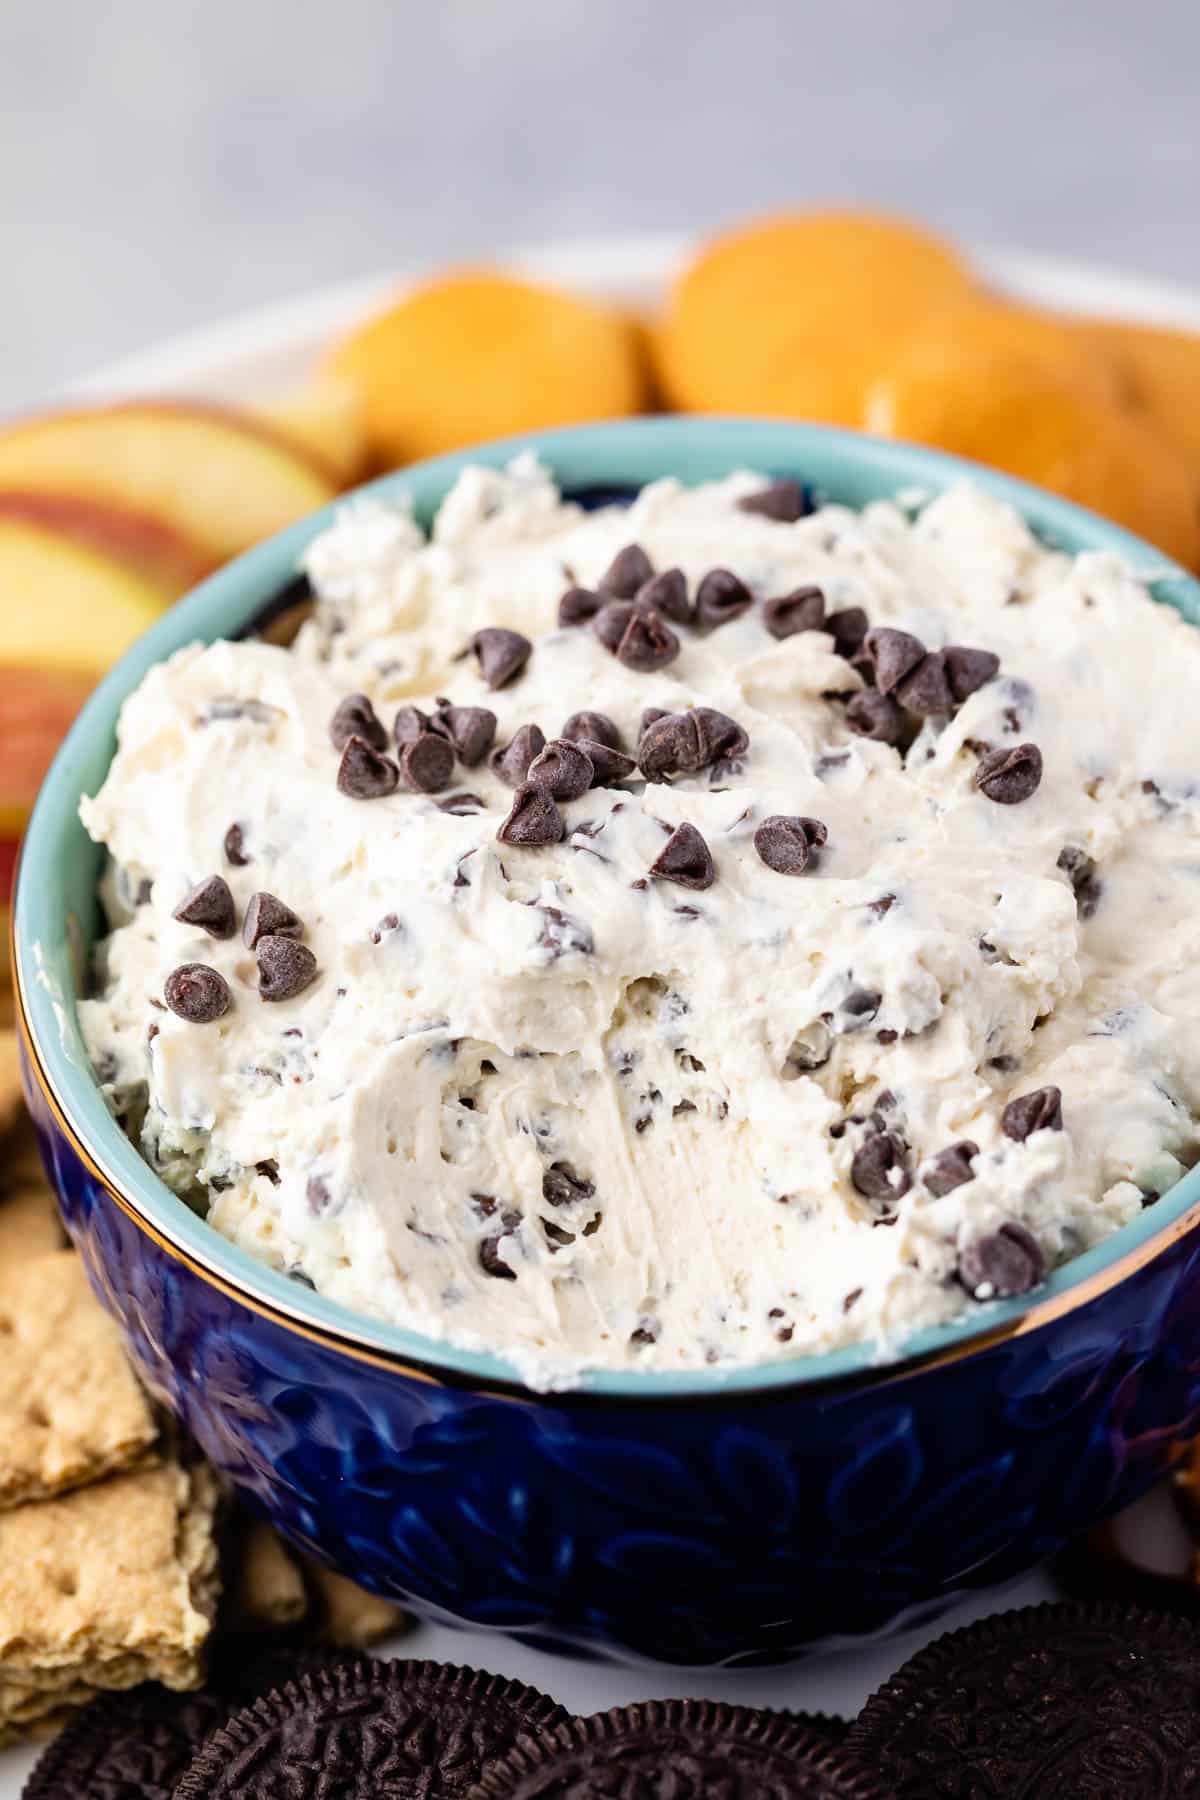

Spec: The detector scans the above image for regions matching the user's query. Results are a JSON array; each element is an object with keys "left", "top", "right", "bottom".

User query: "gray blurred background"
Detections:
[{"left": 2, "top": 0, "right": 1198, "bottom": 408}]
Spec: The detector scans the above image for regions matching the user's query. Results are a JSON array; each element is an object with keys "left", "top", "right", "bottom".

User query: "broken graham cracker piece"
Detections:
[
  {"left": 300, "top": 1555, "right": 413, "bottom": 1648},
  {"left": 224, "top": 1518, "right": 309, "bottom": 1634},
  {"left": 0, "top": 1460, "right": 220, "bottom": 1735},
  {"left": 0, "top": 1249, "right": 158, "bottom": 1507}
]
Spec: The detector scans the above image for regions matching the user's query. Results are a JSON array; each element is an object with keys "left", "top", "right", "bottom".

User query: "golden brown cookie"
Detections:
[
  {"left": 864, "top": 343, "right": 1200, "bottom": 567},
  {"left": 904, "top": 293, "right": 1131, "bottom": 404},
  {"left": 327, "top": 271, "right": 648, "bottom": 466},
  {"left": 655, "top": 209, "right": 974, "bottom": 422},
  {"left": 1081, "top": 315, "right": 1200, "bottom": 464}
]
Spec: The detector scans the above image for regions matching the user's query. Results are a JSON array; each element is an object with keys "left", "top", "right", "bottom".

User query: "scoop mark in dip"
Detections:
[
  {"left": 976, "top": 742, "right": 1044, "bottom": 804},
  {"left": 164, "top": 963, "right": 230, "bottom": 1023},
  {"left": 649, "top": 822, "right": 715, "bottom": 890},
  {"left": 172, "top": 875, "right": 236, "bottom": 939},
  {"left": 490, "top": 723, "right": 546, "bottom": 787},
  {"left": 763, "top": 585, "right": 824, "bottom": 640},
  {"left": 598, "top": 542, "right": 653, "bottom": 598},
  {"left": 257, "top": 937, "right": 318, "bottom": 1002},
  {"left": 498, "top": 784, "right": 564, "bottom": 847},
  {"left": 472, "top": 627, "right": 532, "bottom": 689},
  {"left": 526, "top": 738, "right": 594, "bottom": 801},
  {"left": 959, "top": 1222, "right": 1045, "bottom": 1297},
  {"left": 243, "top": 891, "right": 304, "bottom": 950},
  {"left": 1002, "top": 1085, "right": 1063, "bottom": 1140},
  {"left": 329, "top": 692, "right": 387, "bottom": 752},
  {"left": 736, "top": 477, "right": 810, "bottom": 522},
  {"left": 754, "top": 815, "right": 827, "bottom": 876},
  {"left": 337, "top": 734, "right": 399, "bottom": 799}
]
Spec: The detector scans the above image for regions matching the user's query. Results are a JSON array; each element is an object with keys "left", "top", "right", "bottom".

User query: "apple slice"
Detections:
[
  {"left": 0, "top": 489, "right": 211, "bottom": 595},
  {"left": 260, "top": 376, "right": 369, "bottom": 487},
  {"left": 0, "top": 663, "right": 97, "bottom": 837},
  {"left": 0, "top": 516, "right": 167, "bottom": 674},
  {"left": 0, "top": 403, "right": 335, "bottom": 565}
]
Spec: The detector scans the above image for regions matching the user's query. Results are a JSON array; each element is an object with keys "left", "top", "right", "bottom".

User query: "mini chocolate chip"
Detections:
[
  {"left": 636, "top": 567, "right": 691, "bottom": 624},
  {"left": 559, "top": 585, "right": 603, "bottom": 626},
  {"left": 472, "top": 627, "right": 532, "bottom": 688},
  {"left": 223, "top": 823, "right": 249, "bottom": 866},
  {"left": 737, "top": 477, "right": 810, "bottom": 522},
  {"left": 437, "top": 791, "right": 485, "bottom": 814},
  {"left": 257, "top": 936, "right": 318, "bottom": 1002},
  {"left": 1057, "top": 845, "right": 1103, "bottom": 919},
  {"left": 895, "top": 650, "right": 954, "bottom": 716},
  {"left": 959, "top": 1222, "right": 1045, "bottom": 1298},
  {"left": 577, "top": 739, "right": 637, "bottom": 786},
  {"left": 173, "top": 875, "right": 236, "bottom": 939},
  {"left": 393, "top": 704, "right": 431, "bottom": 746},
  {"left": 754, "top": 814, "right": 827, "bottom": 875},
  {"left": 924, "top": 1140, "right": 979, "bottom": 1196},
  {"left": 851, "top": 1132, "right": 911, "bottom": 1203},
  {"left": 498, "top": 784, "right": 564, "bottom": 847},
  {"left": 864, "top": 628, "right": 926, "bottom": 695},
  {"left": 543, "top": 1162, "right": 596, "bottom": 1207},
  {"left": 638, "top": 707, "right": 748, "bottom": 780},
  {"left": 763, "top": 585, "right": 825, "bottom": 639},
  {"left": 598, "top": 542, "right": 653, "bottom": 597},
  {"left": 306, "top": 1175, "right": 332, "bottom": 1214},
  {"left": 1002, "top": 1085, "right": 1063, "bottom": 1141},
  {"left": 479, "top": 1233, "right": 518, "bottom": 1279},
  {"left": 243, "top": 891, "right": 303, "bottom": 950},
  {"left": 527, "top": 738, "right": 594, "bottom": 801},
  {"left": 490, "top": 723, "right": 546, "bottom": 787},
  {"left": 826, "top": 607, "right": 870, "bottom": 658},
  {"left": 845, "top": 689, "right": 905, "bottom": 744},
  {"left": 337, "top": 734, "right": 399, "bottom": 799},
  {"left": 399, "top": 731, "right": 455, "bottom": 794},
  {"left": 944, "top": 645, "right": 1001, "bottom": 702},
  {"left": 255, "top": 1158, "right": 280, "bottom": 1186},
  {"left": 696, "top": 567, "right": 753, "bottom": 629},
  {"left": 537, "top": 906, "right": 593, "bottom": 956},
  {"left": 329, "top": 693, "right": 387, "bottom": 752},
  {"left": 430, "top": 703, "right": 497, "bottom": 767},
  {"left": 592, "top": 599, "right": 635, "bottom": 653},
  {"left": 976, "top": 742, "right": 1043, "bottom": 804},
  {"left": 616, "top": 604, "right": 684, "bottom": 673},
  {"left": 563, "top": 710, "right": 622, "bottom": 751},
  {"left": 164, "top": 963, "right": 231, "bottom": 1023},
  {"left": 869, "top": 893, "right": 896, "bottom": 918},
  {"left": 842, "top": 989, "right": 882, "bottom": 1026},
  {"left": 649, "top": 822, "right": 714, "bottom": 890}
]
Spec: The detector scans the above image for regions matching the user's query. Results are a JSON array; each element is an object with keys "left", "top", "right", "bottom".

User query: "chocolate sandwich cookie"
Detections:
[
  {"left": 849, "top": 1599, "right": 1200, "bottom": 1797},
  {"left": 472, "top": 1699, "right": 886, "bottom": 1798},
  {"left": 173, "top": 1655, "right": 569, "bottom": 1798},
  {"left": 21, "top": 1648, "right": 331, "bottom": 1800}
]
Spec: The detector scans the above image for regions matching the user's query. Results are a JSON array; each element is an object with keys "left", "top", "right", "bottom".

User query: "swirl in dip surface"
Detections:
[{"left": 78, "top": 458, "right": 1200, "bottom": 1388}]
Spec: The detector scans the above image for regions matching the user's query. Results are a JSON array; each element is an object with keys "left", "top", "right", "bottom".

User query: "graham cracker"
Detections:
[
  {"left": 0, "top": 1182, "right": 64, "bottom": 1264},
  {"left": 225, "top": 1518, "right": 309, "bottom": 1633},
  {"left": 301, "top": 1556, "right": 412, "bottom": 1648},
  {"left": 0, "top": 1250, "right": 159, "bottom": 1508},
  {"left": 0, "top": 1031, "right": 22, "bottom": 1140},
  {"left": 0, "top": 1459, "right": 220, "bottom": 1724}
]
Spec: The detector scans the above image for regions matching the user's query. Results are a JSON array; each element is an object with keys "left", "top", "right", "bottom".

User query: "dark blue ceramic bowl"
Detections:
[{"left": 16, "top": 419, "right": 1200, "bottom": 1667}]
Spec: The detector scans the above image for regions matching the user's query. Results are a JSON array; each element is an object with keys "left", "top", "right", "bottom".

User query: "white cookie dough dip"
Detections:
[{"left": 79, "top": 459, "right": 1200, "bottom": 1387}]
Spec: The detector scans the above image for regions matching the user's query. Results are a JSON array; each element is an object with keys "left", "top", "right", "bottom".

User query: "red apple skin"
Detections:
[{"left": 0, "top": 490, "right": 213, "bottom": 593}]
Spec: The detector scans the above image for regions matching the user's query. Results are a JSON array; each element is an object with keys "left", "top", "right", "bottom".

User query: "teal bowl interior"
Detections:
[{"left": 16, "top": 415, "right": 1200, "bottom": 1399}]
